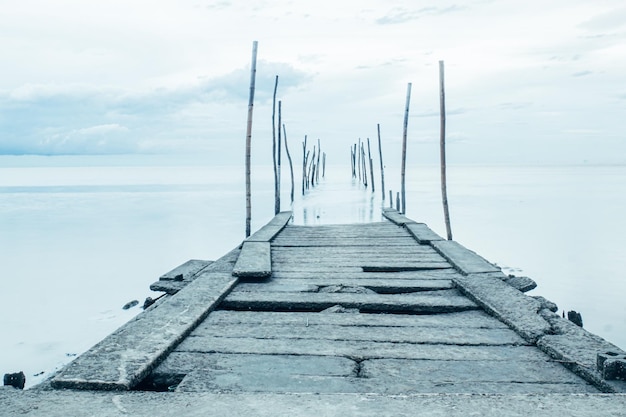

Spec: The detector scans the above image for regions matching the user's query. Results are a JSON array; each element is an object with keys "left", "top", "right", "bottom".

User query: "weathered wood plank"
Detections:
[
  {"left": 246, "top": 211, "right": 292, "bottom": 242},
  {"left": 175, "top": 371, "right": 597, "bottom": 394},
  {"left": 233, "top": 278, "right": 456, "bottom": 293},
  {"left": 221, "top": 291, "right": 477, "bottom": 313},
  {"left": 362, "top": 358, "right": 594, "bottom": 386},
  {"left": 271, "top": 255, "right": 448, "bottom": 265},
  {"left": 232, "top": 241, "right": 271, "bottom": 279},
  {"left": 153, "top": 353, "right": 354, "bottom": 378},
  {"left": 51, "top": 272, "right": 239, "bottom": 390},
  {"left": 270, "top": 246, "right": 437, "bottom": 255},
  {"left": 453, "top": 272, "right": 552, "bottom": 343},
  {"left": 404, "top": 223, "right": 444, "bottom": 243},
  {"left": 270, "top": 269, "right": 460, "bottom": 280},
  {"left": 381, "top": 208, "right": 415, "bottom": 225},
  {"left": 271, "top": 237, "right": 418, "bottom": 247},
  {"left": 159, "top": 259, "right": 213, "bottom": 281},
  {"left": 431, "top": 240, "right": 501, "bottom": 274},
  {"left": 190, "top": 323, "right": 527, "bottom": 346},
  {"left": 204, "top": 310, "right": 508, "bottom": 329},
  {"left": 176, "top": 337, "right": 557, "bottom": 362},
  {"left": 271, "top": 263, "right": 452, "bottom": 272}
]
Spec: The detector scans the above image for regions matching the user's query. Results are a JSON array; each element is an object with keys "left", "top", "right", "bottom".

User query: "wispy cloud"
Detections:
[{"left": 376, "top": 5, "right": 465, "bottom": 25}]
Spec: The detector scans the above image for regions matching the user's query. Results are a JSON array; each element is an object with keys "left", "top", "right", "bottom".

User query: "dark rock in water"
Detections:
[
  {"left": 567, "top": 310, "right": 584, "bottom": 327},
  {"left": 4, "top": 372, "right": 25, "bottom": 389},
  {"left": 122, "top": 300, "right": 139, "bottom": 310},
  {"left": 143, "top": 297, "right": 155, "bottom": 310}
]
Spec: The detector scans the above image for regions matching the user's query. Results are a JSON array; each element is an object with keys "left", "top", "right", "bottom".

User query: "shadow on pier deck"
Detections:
[{"left": 3, "top": 210, "right": 626, "bottom": 416}]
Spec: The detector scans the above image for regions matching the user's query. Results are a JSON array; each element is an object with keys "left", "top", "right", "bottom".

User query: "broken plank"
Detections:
[
  {"left": 382, "top": 208, "right": 415, "bottom": 225},
  {"left": 159, "top": 259, "right": 213, "bottom": 281},
  {"left": 431, "top": 240, "right": 500, "bottom": 274},
  {"left": 233, "top": 278, "right": 455, "bottom": 293},
  {"left": 232, "top": 241, "right": 271, "bottom": 279},
  {"left": 51, "top": 272, "right": 239, "bottom": 390},
  {"left": 221, "top": 291, "right": 478, "bottom": 313}
]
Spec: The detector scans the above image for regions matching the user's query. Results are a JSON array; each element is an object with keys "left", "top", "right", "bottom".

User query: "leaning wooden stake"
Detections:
[
  {"left": 322, "top": 152, "right": 326, "bottom": 178},
  {"left": 400, "top": 82, "right": 412, "bottom": 214},
  {"left": 302, "top": 136, "right": 307, "bottom": 195},
  {"left": 245, "top": 41, "right": 258, "bottom": 238},
  {"left": 272, "top": 75, "right": 279, "bottom": 215},
  {"left": 367, "top": 138, "right": 375, "bottom": 193},
  {"left": 439, "top": 60, "right": 453, "bottom": 240},
  {"left": 282, "top": 123, "right": 295, "bottom": 204},
  {"left": 315, "top": 139, "right": 321, "bottom": 184},
  {"left": 377, "top": 124, "right": 386, "bottom": 200},
  {"left": 357, "top": 138, "right": 362, "bottom": 181}
]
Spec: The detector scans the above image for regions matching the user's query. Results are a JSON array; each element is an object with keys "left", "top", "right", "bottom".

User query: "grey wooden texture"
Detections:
[
  {"left": 271, "top": 246, "right": 438, "bottom": 256},
  {"left": 453, "top": 273, "right": 552, "bottom": 343},
  {"left": 203, "top": 310, "right": 509, "bottom": 329},
  {"left": 232, "top": 241, "right": 271, "bottom": 278},
  {"left": 431, "top": 240, "right": 501, "bottom": 274},
  {"left": 176, "top": 337, "right": 557, "bottom": 362},
  {"left": 270, "top": 269, "right": 460, "bottom": 280},
  {"left": 51, "top": 272, "right": 238, "bottom": 390},
  {"left": 221, "top": 290, "right": 478, "bottom": 313},
  {"left": 404, "top": 223, "right": 444, "bottom": 243},
  {"left": 277, "top": 222, "right": 410, "bottom": 237},
  {"left": 246, "top": 211, "right": 292, "bottom": 242},
  {"left": 159, "top": 259, "right": 213, "bottom": 280},
  {"left": 190, "top": 322, "right": 526, "bottom": 346},
  {"left": 150, "top": 280, "right": 187, "bottom": 294},
  {"left": 502, "top": 275, "right": 537, "bottom": 292},
  {"left": 232, "top": 278, "right": 455, "bottom": 293},
  {"left": 381, "top": 208, "right": 415, "bottom": 225}
]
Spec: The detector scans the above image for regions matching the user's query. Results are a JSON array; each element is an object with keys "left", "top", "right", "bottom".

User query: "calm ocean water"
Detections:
[{"left": 1, "top": 155, "right": 625, "bottom": 388}]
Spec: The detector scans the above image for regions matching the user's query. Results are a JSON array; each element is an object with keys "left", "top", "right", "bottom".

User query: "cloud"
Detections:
[
  {"left": 579, "top": 7, "right": 626, "bottom": 31},
  {"left": 376, "top": 5, "right": 465, "bottom": 25},
  {"left": 0, "top": 61, "right": 311, "bottom": 155}
]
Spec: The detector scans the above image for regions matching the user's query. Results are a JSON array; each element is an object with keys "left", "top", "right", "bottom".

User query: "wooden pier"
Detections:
[{"left": 3, "top": 210, "right": 626, "bottom": 415}]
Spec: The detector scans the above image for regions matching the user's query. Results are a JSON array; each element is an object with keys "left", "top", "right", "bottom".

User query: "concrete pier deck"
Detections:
[{"left": 3, "top": 210, "right": 626, "bottom": 415}]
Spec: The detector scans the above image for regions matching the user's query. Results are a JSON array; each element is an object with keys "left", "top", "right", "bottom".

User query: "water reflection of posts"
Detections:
[
  {"left": 244, "top": 41, "right": 258, "bottom": 238},
  {"left": 439, "top": 61, "right": 453, "bottom": 240},
  {"left": 400, "top": 82, "right": 412, "bottom": 214}
]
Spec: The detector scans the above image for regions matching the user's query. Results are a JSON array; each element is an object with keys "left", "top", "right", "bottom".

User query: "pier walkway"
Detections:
[{"left": 3, "top": 210, "right": 626, "bottom": 415}]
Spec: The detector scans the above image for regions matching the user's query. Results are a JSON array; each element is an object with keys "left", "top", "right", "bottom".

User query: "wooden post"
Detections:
[
  {"left": 282, "top": 123, "right": 295, "bottom": 204},
  {"left": 400, "top": 82, "right": 412, "bottom": 214},
  {"left": 322, "top": 152, "right": 326, "bottom": 178},
  {"left": 302, "top": 136, "right": 307, "bottom": 195},
  {"left": 357, "top": 138, "right": 362, "bottom": 182},
  {"left": 272, "top": 75, "right": 279, "bottom": 215},
  {"left": 439, "top": 61, "right": 453, "bottom": 240},
  {"left": 361, "top": 143, "right": 367, "bottom": 187},
  {"left": 367, "top": 138, "right": 375, "bottom": 193},
  {"left": 309, "top": 146, "right": 316, "bottom": 188},
  {"left": 316, "top": 139, "right": 321, "bottom": 184},
  {"left": 389, "top": 190, "right": 393, "bottom": 208},
  {"left": 396, "top": 192, "right": 400, "bottom": 211},
  {"left": 245, "top": 41, "right": 258, "bottom": 238},
  {"left": 377, "top": 124, "right": 386, "bottom": 201},
  {"left": 277, "top": 100, "right": 282, "bottom": 213}
]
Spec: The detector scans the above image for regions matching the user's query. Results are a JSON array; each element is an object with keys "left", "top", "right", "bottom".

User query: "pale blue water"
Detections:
[{"left": 1, "top": 155, "right": 625, "bottom": 388}]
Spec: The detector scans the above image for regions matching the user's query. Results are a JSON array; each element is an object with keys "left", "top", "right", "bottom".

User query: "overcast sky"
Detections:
[{"left": 1, "top": 0, "right": 624, "bottom": 164}]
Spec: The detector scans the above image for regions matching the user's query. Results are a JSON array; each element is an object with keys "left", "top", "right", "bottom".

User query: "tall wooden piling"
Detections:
[
  {"left": 400, "top": 82, "right": 412, "bottom": 214},
  {"left": 277, "top": 100, "right": 282, "bottom": 213},
  {"left": 377, "top": 124, "right": 386, "bottom": 201},
  {"left": 272, "top": 76, "right": 279, "bottom": 215},
  {"left": 367, "top": 138, "right": 375, "bottom": 193},
  {"left": 282, "top": 124, "right": 295, "bottom": 204},
  {"left": 302, "top": 136, "right": 308, "bottom": 195},
  {"left": 245, "top": 41, "right": 258, "bottom": 238},
  {"left": 439, "top": 61, "right": 453, "bottom": 240}
]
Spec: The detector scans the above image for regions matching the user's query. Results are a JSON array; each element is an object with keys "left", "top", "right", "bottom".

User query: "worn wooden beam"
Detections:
[
  {"left": 233, "top": 241, "right": 271, "bottom": 279},
  {"left": 246, "top": 211, "right": 292, "bottom": 242},
  {"left": 431, "top": 240, "right": 500, "bottom": 275}
]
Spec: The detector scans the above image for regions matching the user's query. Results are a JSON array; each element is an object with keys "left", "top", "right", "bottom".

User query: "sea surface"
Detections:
[{"left": 1, "top": 155, "right": 625, "bottom": 388}]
